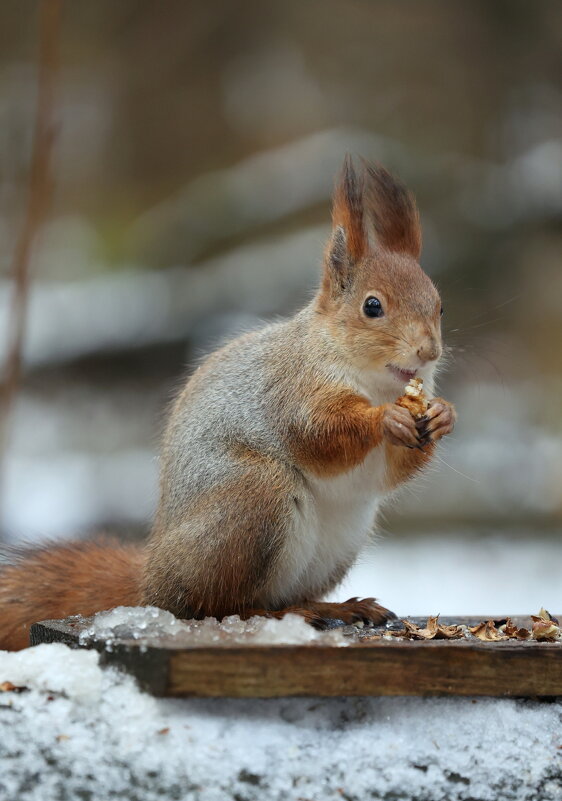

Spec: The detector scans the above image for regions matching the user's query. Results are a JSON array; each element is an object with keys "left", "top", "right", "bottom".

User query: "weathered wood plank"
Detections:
[
  {"left": 167, "top": 640, "right": 562, "bottom": 697},
  {"left": 30, "top": 615, "right": 562, "bottom": 698}
]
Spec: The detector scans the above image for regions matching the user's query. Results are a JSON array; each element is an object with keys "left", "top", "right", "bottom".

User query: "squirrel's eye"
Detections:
[
  {"left": 363, "top": 296, "right": 384, "bottom": 318},
  {"left": 440, "top": 306, "right": 444, "bottom": 317}
]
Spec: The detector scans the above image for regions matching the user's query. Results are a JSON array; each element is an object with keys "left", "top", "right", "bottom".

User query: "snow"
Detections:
[
  {"left": 78, "top": 606, "right": 350, "bottom": 648},
  {"left": 0, "top": 644, "right": 101, "bottom": 703},
  {"left": 1, "top": 644, "right": 561, "bottom": 801}
]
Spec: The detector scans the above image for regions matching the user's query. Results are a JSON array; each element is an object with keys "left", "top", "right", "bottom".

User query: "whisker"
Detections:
[
  {"left": 446, "top": 316, "right": 507, "bottom": 334},
  {"left": 390, "top": 323, "right": 415, "bottom": 350},
  {"left": 445, "top": 294, "right": 522, "bottom": 338},
  {"left": 447, "top": 345, "right": 506, "bottom": 386},
  {"left": 432, "top": 451, "right": 480, "bottom": 484},
  {"left": 383, "top": 329, "right": 413, "bottom": 349}
]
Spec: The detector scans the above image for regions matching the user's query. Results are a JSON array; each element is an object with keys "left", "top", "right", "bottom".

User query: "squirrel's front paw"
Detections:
[
  {"left": 416, "top": 398, "right": 456, "bottom": 444},
  {"left": 382, "top": 403, "right": 421, "bottom": 448}
]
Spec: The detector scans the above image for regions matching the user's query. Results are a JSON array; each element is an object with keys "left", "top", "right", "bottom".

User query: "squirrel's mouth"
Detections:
[{"left": 387, "top": 364, "right": 417, "bottom": 383}]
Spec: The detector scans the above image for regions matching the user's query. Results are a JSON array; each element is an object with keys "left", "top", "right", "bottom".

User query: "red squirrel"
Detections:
[{"left": 0, "top": 157, "right": 456, "bottom": 649}]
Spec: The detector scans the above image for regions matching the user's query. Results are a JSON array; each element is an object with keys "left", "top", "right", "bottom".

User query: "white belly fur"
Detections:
[
  {"left": 266, "top": 364, "right": 437, "bottom": 605},
  {"left": 268, "top": 446, "right": 389, "bottom": 604}
]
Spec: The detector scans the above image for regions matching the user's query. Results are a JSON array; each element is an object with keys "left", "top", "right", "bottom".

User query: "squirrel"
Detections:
[{"left": 0, "top": 157, "right": 456, "bottom": 650}]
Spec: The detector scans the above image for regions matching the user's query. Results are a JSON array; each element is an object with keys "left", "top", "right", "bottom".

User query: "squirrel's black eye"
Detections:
[
  {"left": 363, "top": 296, "right": 384, "bottom": 318},
  {"left": 440, "top": 306, "right": 444, "bottom": 317}
]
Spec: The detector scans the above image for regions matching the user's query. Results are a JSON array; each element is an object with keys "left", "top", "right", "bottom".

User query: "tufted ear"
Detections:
[
  {"left": 324, "top": 155, "right": 367, "bottom": 293},
  {"left": 362, "top": 161, "right": 422, "bottom": 259}
]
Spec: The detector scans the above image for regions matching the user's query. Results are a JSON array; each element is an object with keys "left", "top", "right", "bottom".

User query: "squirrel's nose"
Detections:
[{"left": 417, "top": 341, "right": 440, "bottom": 364}]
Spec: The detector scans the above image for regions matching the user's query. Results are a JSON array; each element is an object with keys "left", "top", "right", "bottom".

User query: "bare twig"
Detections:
[{"left": 0, "top": 0, "right": 62, "bottom": 452}]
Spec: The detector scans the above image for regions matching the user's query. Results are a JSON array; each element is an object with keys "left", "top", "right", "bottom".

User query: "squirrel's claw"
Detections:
[
  {"left": 298, "top": 598, "right": 396, "bottom": 629},
  {"left": 417, "top": 398, "right": 456, "bottom": 443}
]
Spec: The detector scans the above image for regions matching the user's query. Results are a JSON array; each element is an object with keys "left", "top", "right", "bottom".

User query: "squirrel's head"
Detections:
[{"left": 316, "top": 156, "right": 443, "bottom": 389}]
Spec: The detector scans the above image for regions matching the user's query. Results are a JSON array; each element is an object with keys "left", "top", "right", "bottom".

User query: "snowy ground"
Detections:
[{"left": 1, "top": 641, "right": 562, "bottom": 801}]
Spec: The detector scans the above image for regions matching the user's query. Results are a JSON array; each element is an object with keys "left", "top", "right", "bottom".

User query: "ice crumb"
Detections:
[
  {"left": 0, "top": 642, "right": 560, "bottom": 801},
  {"left": 178, "top": 612, "right": 349, "bottom": 645},
  {"left": 78, "top": 605, "right": 187, "bottom": 648},
  {"left": 79, "top": 606, "right": 350, "bottom": 647}
]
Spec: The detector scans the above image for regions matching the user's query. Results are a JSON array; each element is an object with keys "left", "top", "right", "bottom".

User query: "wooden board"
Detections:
[{"left": 30, "top": 615, "right": 562, "bottom": 698}]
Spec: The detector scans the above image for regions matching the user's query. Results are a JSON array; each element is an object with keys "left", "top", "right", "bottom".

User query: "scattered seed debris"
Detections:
[{"left": 385, "top": 610, "right": 561, "bottom": 644}]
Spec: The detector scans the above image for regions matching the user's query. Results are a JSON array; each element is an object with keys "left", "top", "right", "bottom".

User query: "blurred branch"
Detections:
[{"left": 0, "top": 0, "right": 62, "bottom": 452}]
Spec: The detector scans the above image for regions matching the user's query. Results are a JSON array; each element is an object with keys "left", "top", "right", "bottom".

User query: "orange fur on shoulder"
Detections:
[
  {"left": 287, "top": 388, "right": 385, "bottom": 477},
  {"left": 0, "top": 538, "right": 144, "bottom": 650}
]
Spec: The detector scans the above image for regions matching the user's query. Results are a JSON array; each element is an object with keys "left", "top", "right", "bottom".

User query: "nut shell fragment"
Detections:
[
  {"left": 391, "top": 615, "right": 463, "bottom": 640},
  {"left": 502, "top": 618, "right": 531, "bottom": 640},
  {"left": 469, "top": 621, "right": 506, "bottom": 641},
  {"left": 530, "top": 608, "right": 561, "bottom": 641}
]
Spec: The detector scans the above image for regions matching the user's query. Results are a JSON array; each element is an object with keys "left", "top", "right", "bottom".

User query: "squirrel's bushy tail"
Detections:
[{"left": 0, "top": 538, "right": 145, "bottom": 650}]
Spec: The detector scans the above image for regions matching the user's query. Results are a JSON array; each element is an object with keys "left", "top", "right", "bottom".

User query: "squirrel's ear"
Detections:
[
  {"left": 325, "top": 155, "right": 367, "bottom": 291},
  {"left": 362, "top": 161, "right": 422, "bottom": 259}
]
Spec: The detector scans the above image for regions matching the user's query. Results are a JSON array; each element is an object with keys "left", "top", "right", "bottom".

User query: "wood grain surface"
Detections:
[{"left": 30, "top": 615, "right": 562, "bottom": 698}]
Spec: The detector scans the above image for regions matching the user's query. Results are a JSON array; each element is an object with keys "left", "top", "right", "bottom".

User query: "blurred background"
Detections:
[{"left": 0, "top": 0, "right": 560, "bottom": 615}]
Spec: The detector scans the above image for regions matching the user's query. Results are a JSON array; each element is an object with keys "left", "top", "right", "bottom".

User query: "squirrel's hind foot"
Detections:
[
  {"left": 299, "top": 597, "right": 396, "bottom": 630},
  {"left": 252, "top": 598, "right": 395, "bottom": 630}
]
